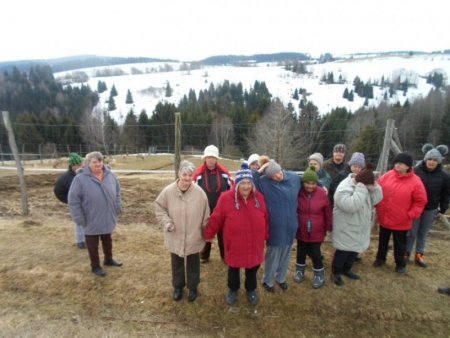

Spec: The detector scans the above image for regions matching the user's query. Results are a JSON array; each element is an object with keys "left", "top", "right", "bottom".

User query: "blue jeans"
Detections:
[
  {"left": 406, "top": 209, "right": 437, "bottom": 254},
  {"left": 262, "top": 245, "right": 292, "bottom": 287}
]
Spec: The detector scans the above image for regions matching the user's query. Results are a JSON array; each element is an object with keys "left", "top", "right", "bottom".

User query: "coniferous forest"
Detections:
[{"left": 1, "top": 64, "right": 449, "bottom": 169}]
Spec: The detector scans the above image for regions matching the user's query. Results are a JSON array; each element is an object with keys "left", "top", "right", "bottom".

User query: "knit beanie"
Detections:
[
  {"left": 202, "top": 145, "right": 219, "bottom": 159},
  {"left": 393, "top": 152, "right": 413, "bottom": 168},
  {"left": 247, "top": 154, "right": 260, "bottom": 166},
  {"left": 302, "top": 166, "right": 319, "bottom": 183},
  {"left": 354, "top": 163, "right": 375, "bottom": 185},
  {"left": 308, "top": 153, "right": 324, "bottom": 167},
  {"left": 348, "top": 152, "right": 365, "bottom": 167},
  {"left": 265, "top": 160, "right": 282, "bottom": 178},
  {"left": 422, "top": 143, "right": 448, "bottom": 164},
  {"left": 68, "top": 153, "right": 83, "bottom": 166},
  {"left": 234, "top": 163, "right": 259, "bottom": 210},
  {"left": 235, "top": 162, "right": 254, "bottom": 186},
  {"left": 333, "top": 144, "right": 347, "bottom": 153}
]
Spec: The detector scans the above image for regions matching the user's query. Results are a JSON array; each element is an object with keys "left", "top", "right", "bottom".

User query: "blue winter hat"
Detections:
[
  {"left": 234, "top": 163, "right": 259, "bottom": 210},
  {"left": 235, "top": 162, "right": 253, "bottom": 186}
]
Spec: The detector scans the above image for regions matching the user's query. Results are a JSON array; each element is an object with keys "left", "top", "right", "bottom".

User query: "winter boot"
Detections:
[
  {"left": 293, "top": 263, "right": 306, "bottom": 283},
  {"left": 312, "top": 268, "right": 325, "bottom": 289},
  {"left": 414, "top": 252, "right": 427, "bottom": 268}
]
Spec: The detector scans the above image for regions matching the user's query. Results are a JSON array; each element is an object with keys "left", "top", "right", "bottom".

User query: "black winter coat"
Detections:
[
  {"left": 54, "top": 167, "right": 76, "bottom": 204},
  {"left": 414, "top": 161, "right": 450, "bottom": 212}
]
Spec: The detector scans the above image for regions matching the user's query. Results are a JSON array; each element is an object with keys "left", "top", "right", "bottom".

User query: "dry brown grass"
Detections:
[{"left": 1, "top": 156, "right": 450, "bottom": 337}]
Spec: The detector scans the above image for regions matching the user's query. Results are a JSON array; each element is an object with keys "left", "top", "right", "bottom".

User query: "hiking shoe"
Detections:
[
  {"left": 414, "top": 253, "right": 427, "bottom": 268},
  {"left": 343, "top": 270, "right": 360, "bottom": 280},
  {"left": 247, "top": 290, "right": 259, "bottom": 305},
  {"left": 104, "top": 259, "right": 123, "bottom": 267},
  {"left": 437, "top": 287, "right": 450, "bottom": 295},
  {"left": 373, "top": 259, "right": 385, "bottom": 267},
  {"left": 395, "top": 266, "right": 406, "bottom": 274},
  {"left": 173, "top": 288, "right": 183, "bottom": 301},
  {"left": 277, "top": 281, "right": 288, "bottom": 291},
  {"left": 188, "top": 289, "right": 198, "bottom": 302},
  {"left": 226, "top": 290, "right": 237, "bottom": 305},
  {"left": 92, "top": 267, "right": 106, "bottom": 277},
  {"left": 262, "top": 282, "right": 275, "bottom": 293},
  {"left": 332, "top": 274, "right": 344, "bottom": 286}
]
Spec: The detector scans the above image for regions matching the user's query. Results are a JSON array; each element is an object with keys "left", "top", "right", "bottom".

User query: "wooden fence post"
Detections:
[
  {"left": 2, "top": 111, "right": 29, "bottom": 215},
  {"left": 174, "top": 112, "right": 181, "bottom": 179}
]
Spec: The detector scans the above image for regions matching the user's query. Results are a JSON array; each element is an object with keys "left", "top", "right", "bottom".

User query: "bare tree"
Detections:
[
  {"left": 80, "top": 104, "right": 105, "bottom": 150},
  {"left": 247, "top": 99, "right": 300, "bottom": 169},
  {"left": 210, "top": 114, "right": 234, "bottom": 153}
]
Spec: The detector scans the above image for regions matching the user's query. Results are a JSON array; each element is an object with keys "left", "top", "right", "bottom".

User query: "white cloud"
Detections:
[{"left": 1, "top": 0, "right": 449, "bottom": 62}]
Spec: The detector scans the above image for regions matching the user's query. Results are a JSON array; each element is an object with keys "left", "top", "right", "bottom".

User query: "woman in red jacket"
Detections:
[
  {"left": 294, "top": 166, "right": 332, "bottom": 288},
  {"left": 373, "top": 153, "right": 427, "bottom": 273},
  {"left": 204, "top": 163, "right": 269, "bottom": 306}
]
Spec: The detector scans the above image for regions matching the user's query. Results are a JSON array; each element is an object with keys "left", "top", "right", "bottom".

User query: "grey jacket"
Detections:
[
  {"left": 332, "top": 174, "right": 383, "bottom": 253},
  {"left": 68, "top": 165, "right": 122, "bottom": 235}
]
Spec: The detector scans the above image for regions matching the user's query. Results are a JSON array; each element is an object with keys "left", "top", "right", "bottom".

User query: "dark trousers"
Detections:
[
  {"left": 201, "top": 230, "right": 224, "bottom": 260},
  {"left": 171, "top": 253, "right": 200, "bottom": 290},
  {"left": 85, "top": 234, "right": 112, "bottom": 269},
  {"left": 228, "top": 265, "right": 259, "bottom": 292},
  {"left": 376, "top": 225, "right": 408, "bottom": 268},
  {"left": 332, "top": 249, "right": 358, "bottom": 274},
  {"left": 296, "top": 240, "right": 323, "bottom": 269}
]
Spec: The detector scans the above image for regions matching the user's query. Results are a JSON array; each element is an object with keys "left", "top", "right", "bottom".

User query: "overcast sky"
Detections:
[{"left": 1, "top": 0, "right": 448, "bottom": 62}]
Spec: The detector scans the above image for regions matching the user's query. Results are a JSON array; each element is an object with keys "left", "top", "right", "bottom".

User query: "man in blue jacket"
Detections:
[{"left": 253, "top": 159, "right": 301, "bottom": 292}]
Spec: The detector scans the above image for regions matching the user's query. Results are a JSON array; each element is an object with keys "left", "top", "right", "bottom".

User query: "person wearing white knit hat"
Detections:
[
  {"left": 247, "top": 154, "right": 260, "bottom": 171},
  {"left": 194, "top": 145, "right": 233, "bottom": 263}
]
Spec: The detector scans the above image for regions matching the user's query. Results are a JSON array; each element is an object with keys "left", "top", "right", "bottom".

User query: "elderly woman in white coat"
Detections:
[
  {"left": 331, "top": 164, "right": 383, "bottom": 286},
  {"left": 155, "top": 160, "right": 210, "bottom": 302}
]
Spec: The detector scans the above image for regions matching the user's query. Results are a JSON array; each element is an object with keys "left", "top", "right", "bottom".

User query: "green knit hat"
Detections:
[
  {"left": 68, "top": 153, "right": 83, "bottom": 166},
  {"left": 303, "top": 166, "right": 319, "bottom": 183}
]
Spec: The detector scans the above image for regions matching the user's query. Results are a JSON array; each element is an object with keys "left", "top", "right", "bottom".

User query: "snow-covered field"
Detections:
[{"left": 55, "top": 54, "right": 450, "bottom": 124}]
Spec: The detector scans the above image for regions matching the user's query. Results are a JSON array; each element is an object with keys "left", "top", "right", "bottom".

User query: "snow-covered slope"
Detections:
[{"left": 55, "top": 54, "right": 450, "bottom": 124}]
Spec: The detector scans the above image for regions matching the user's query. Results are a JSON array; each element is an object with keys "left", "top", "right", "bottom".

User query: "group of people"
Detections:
[
  {"left": 54, "top": 141, "right": 450, "bottom": 305},
  {"left": 154, "top": 143, "right": 450, "bottom": 305}
]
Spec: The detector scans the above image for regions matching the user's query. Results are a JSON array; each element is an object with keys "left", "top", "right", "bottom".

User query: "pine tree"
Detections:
[
  {"left": 97, "top": 80, "right": 107, "bottom": 93},
  {"left": 348, "top": 90, "right": 354, "bottom": 102},
  {"left": 343, "top": 88, "right": 349, "bottom": 99},
  {"left": 110, "top": 84, "right": 118, "bottom": 97},
  {"left": 108, "top": 96, "right": 116, "bottom": 111},
  {"left": 165, "top": 82, "right": 173, "bottom": 97},
  {"left": 126, "top": 89, "right": 134, "bottom": 104}
]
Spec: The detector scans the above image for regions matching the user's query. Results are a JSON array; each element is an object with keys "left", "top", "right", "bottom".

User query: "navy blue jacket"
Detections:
[{"left": 253, "top": 170, "right": 301, "bottom": 246}]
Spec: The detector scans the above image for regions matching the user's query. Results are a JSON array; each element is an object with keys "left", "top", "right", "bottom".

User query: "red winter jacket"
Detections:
[
  {"left": 376, "top": 169, "right": 427, "bottom": 231},
  {"left": 297, "top": 187, "right": 332, "bottom": 242},
  {"left": 204, "top": 188, "right": 269, "bottom": 268}
]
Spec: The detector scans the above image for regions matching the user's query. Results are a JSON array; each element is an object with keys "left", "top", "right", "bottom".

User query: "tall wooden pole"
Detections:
[
  {"left": 174, "top": 112, "right": 181, "bottom": 180},
  {"left": 2, "top": 111, "right": 29, "bottom": 215},
  {"left": 376, "top": 119, "right": 395, "bottom": 176}
]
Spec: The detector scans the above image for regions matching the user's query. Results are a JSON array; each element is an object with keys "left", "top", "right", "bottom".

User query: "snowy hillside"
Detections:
[{"left": 54, "top": 54, "right": 450, "bottom": 124}]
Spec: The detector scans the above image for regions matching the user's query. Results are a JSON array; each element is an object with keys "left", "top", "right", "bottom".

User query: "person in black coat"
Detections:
[
  {"left": 54, "top": 153, "right": 85, "bottom": 248},
  {"left": 406, "top": 144, "right": 450, "bottom": 267}
]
